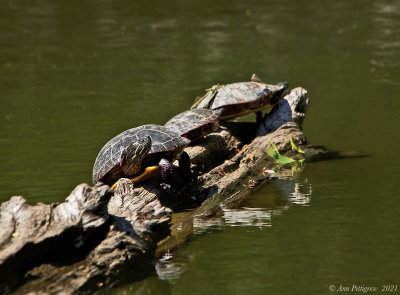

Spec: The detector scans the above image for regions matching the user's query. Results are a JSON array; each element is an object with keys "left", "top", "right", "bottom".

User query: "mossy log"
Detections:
[{"left": 0, "top": 87, "right": 325, "bottom": 294}]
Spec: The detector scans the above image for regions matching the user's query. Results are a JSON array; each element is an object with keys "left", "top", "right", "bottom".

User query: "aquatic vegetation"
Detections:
[
  {"left": 267, "top": 138, "right": 304, "bottom": 175},
  {"left": 290, "top": 136, "right": 304, "bottom": 153}
]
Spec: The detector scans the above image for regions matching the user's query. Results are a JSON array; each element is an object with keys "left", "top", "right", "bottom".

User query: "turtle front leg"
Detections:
[
  {"left": 158, "top": 153, "right": 196, "bottom": 190},
  {"left": 125, "top": 160, "right": 172, "bottom": 190},
  {"left": 159, "top": 159, "right": 173, "bottom": 190}
]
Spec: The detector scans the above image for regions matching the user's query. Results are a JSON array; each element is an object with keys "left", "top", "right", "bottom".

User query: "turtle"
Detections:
[
  {"left": 92, "top": 124, "right": 192, "bottom": 189},
  {"left": 164, "top": 108, "right": 221, "bottom": 142},
  {"left": 191, "top": 74, "right": 288, "bottom": 123}
]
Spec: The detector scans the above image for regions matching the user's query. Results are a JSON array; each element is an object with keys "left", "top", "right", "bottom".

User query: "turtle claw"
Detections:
[
  {"left": 159, "top": 182, "right": 171, "bottom": 191},
  {"left": 94, "top": 181, "right": 104, "bottom": 188}
]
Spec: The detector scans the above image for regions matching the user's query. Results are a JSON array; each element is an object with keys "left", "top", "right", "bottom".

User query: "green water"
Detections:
[{"left": 1, "top": 0, "right": 399, "bottom": 294}]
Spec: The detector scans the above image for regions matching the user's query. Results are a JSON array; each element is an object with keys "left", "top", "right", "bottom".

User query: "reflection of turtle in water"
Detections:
[
  {"left": 164, "top": 108, "right": 221, "bottom": 141},
  {"left": 191, "top": 74, "right": 288, "bottom": 123},
  {"left": 92, "top": 124, "right": 192, "bottom": 189}
]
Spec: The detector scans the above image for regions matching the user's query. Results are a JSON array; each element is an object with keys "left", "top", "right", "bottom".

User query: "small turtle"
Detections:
[
  {"left": 164, "top": 109, "right": 221, "bottom": 141},
  {"left": 191, "top": 74, "right": 288, "bottom": 123},
  {"left": 92, "top": 124, "right": 192, "bottom": 189}
]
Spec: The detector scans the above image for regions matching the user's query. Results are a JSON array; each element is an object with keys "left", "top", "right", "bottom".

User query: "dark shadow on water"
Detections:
[{"left": 305, "top": 146, "right": 370, "bottom": 163}]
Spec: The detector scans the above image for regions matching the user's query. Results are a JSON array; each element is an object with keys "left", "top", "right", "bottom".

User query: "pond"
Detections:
[{"left": 0, "top": 0, "right": 399, "bottom": 294}]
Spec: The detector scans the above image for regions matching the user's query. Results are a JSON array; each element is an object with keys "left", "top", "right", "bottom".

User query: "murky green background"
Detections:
[{"left": 1, "top": 0, "right": 399, "bottom": 294}]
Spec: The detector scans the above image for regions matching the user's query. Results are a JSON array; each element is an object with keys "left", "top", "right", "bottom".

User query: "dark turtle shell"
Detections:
[
  {"left": 192, "top": 81, "right": 288, "bottom": 120},
  {"left": 164, "top": 109, "right": 221, "bottom": 141},
  {"left": 92, "top": 124, "right": 190, "bottom": 185}
]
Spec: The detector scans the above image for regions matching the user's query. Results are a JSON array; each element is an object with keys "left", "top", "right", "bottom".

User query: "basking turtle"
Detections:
[
  {"left": 164, "top": 109, "right": 221, "bottom": 141},
  {"left": 191, "top": 74, "right": 288, "bottom": 123},
  {"left": 92, "top": 124, "right": 192, "bottom": 189}
]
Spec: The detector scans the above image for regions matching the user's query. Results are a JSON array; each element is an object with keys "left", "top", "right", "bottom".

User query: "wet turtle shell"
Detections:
[
  {"left": 192, "top": 75, "right": 288, "bottom": 120},
  {"left": 92, "top": 124, "right": 190, "bottom": 186},
  {"left": 164, "top": 109, "right": 221, "bottom": 141}
]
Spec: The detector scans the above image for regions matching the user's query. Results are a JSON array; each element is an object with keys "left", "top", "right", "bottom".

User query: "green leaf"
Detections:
[
  {"left": 277, "top": 154, "right": 296, "bottom": 165},
  {"left": 267, "top": 139, "right": 306, "bottom": 176},
  {"left": 291, "top": 163, "right": 297, "bottom": 176},
  {"left": 268, "top": 139, "right": 280, "bottom": 154},
  {"left": 266, "top": 149, "right": 296, "bottom": 165},
  {"left": 291, "top": 160, "right": 301, "bottom": 175},
  {"left": 266, "top": 150, "right": 279, "bottom": 162},
  {"left": 290, "top": 137, "right": 304, "bottom": 153}
]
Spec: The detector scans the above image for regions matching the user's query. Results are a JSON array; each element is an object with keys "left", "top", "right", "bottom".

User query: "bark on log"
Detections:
[
  {"left": 0, "top": 87, "right": 326, "bottom": 294},
  {"left": 0, "top": 184, "right": 111, "bottom": 293},
  {"left": 0, "top": 180, "right": 171, "bottom": 294}
]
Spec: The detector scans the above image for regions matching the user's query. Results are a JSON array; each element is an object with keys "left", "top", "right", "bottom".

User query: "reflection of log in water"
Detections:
[
  {"left": 190, "top": 179, "right": 312, "bottom": 231},
  {"left": 0, "top": 87, "right": 325, "bottom": 294}
]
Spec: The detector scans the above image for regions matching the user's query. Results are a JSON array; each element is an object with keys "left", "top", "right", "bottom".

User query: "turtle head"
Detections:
[
  {"left": 121, "top": 136, "right": 152, "bottom": 176},
  {"left": 268, "top": 81, "right": 289, "bottom": 105}
]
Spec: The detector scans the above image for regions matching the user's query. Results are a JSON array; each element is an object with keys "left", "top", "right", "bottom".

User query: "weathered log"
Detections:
[
  {"left": 0, "top": 180, "right": 171, "bottom": 294},
  {"left": 0, "top": 86, "right": 324, "bottom": 294},
  {"left": 0, "top": 184, "right": 111, "bottom": 293}
]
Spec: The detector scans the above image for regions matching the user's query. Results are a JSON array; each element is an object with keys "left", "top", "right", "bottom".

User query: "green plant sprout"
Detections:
[{"left": 267, "top": 138, "right": 305, "bottom": 176}]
